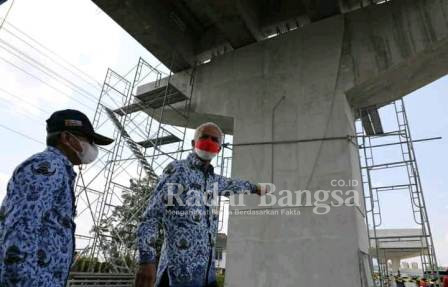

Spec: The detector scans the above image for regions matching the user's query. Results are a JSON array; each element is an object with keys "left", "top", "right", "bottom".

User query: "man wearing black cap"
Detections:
[{"left": 0, "top": 109, "right": 113, "bottom": 286}]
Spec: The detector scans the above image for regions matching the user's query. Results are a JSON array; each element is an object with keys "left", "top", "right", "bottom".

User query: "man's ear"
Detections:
[
  {"left": 61, "top": 131, "right": 82, "bottom": 152},
  {"left": 59, "top": 131, "right": 70, "bottom": 146}
]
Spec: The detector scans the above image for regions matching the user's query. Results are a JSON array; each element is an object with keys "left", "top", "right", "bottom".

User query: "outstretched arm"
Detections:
[{"left": 214, "top": 174, "right": 260, "bottom": 196}]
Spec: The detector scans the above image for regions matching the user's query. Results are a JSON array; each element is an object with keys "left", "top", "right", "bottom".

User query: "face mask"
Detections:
[
  {"left": 194, "top": 138, "right": 220, "bottom": 161},
  {"left": 68, "top": 133, "right": 99, "bottom": 164}
]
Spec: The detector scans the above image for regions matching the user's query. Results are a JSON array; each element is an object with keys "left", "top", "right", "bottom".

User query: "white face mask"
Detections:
[
  {"left": 78, "top": 140, "right": 98, "bottom": 164},
  {"left": 68, "top": 133, "right": 98, "bottom": 164},
  {"left": 194, "top": 147, "right": 217, "bottom": 161}
]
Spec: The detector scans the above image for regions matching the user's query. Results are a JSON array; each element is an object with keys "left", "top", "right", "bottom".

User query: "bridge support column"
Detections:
[
  {"left": 391, "top": 257, "right": 401, "bottom": 274},
  {"left": 186, "top": 16, "right": 369, "bottom": 287}
]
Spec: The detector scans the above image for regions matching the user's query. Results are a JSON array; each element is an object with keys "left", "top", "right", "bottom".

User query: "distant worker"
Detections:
[
  {"left": 443, "top": 268, "right": 448, "bottom": 287},
  {"left": 420, "top": 278, "right": 428, "bottom": 287},
  {"left": 0, "top": 110, "right": 113, "bottom": 286},
  {"left": 135, "top": 122, "right": 267, "bottom": 287},
  {"left": 396, "top": 276, "right": 405, "bottom": 287}
]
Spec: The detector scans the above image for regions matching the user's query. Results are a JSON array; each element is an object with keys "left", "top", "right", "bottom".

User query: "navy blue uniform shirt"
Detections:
[
  {"left": 0, "top": 147, "right": 76, "bottom": 286},
  {"left": 137, "top": 152, "right": 257, "bottom": 287}
]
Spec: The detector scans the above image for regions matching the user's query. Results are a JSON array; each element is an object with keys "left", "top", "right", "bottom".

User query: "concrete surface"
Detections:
[
  {"left": 144, "top": 15, "right": 369, "bottom": 287},
  {"left": 137, "top": 0, "right": 448, "bottom": 112},
  {"left": 92, "top": 0, "right": 377, "bottom": 71},
  {"left": 199, "top": 16, "right": 367, "bottom": 287},
  {"left": 126, "top": 0, "right": 448, "bottom": 286}
]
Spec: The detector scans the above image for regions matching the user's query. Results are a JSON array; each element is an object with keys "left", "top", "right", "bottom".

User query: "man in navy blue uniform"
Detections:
[
  {"left": 135, "top": 122, "right": 265, "bottom": 287},
  {"left": 0, "top": 110, "right": 113, "bottom": 286}
]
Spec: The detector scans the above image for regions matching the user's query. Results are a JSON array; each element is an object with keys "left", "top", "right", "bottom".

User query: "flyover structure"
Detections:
[
  {"left": 370, "top": 229, "right": 429, "bottom": 275},
  {"left": 92, "top": 0, "right": 447, "bottom": 286}
]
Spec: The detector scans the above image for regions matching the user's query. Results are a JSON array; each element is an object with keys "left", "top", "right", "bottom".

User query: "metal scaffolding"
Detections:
[
  {"left": 357, "top": 99, "right": 439, "bottom": 286},
  {"left": 73, "top": 57, "right": 193, "bottom": 272},
  {"left": 72, "top": 58, "right": 233, "bottom": 275}
]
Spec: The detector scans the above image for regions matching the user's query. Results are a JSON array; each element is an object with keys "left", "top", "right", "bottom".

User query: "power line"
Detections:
[
  {"left": 0, "top": 91, "right": 48, "bottom": 122},
  {"left": 2, "top": 21, "right": 169, "bottom": 95},
  {"left": 0, "top": 55, "right": 95, "bottom": 112},
  {"left": 0, "top": 86, "right": 51, "bottom": 114},
  {"left": 0, "top": 100, "right": 46, "bottom": 124},
  {"left": 0, "top": 40, "right": 98, "bottom": 104},
  {"left": 0, "top": 0, "right": 15, "bottom": 33},
  {"left": 0, "top": 38, "right": 99, "bottom": 104},
  {"left": 0, "top": 123, "right": 44, "bottom": 145},
  {"left": 0, "top": 89, "right": 49, "bottom": 128},
  {"left": 3, "top": 22, "right": 102, "bottom": 89}
]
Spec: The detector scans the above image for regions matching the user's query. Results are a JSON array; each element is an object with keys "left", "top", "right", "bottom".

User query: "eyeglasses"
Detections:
[{"left": 199, "top": 133, "right": 220, "bottom": 143}]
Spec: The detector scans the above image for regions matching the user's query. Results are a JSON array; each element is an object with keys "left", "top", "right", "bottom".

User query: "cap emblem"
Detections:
[{"left": 64, "top": 119, "right": 83, "bottom": 127}]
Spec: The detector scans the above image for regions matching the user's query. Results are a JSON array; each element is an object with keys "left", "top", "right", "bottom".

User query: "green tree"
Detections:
[{"left": 92, "top": 177, "right": 163, "bottom": 272}]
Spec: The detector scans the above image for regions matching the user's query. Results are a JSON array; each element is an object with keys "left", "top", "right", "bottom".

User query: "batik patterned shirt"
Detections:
[
  {"left": 0, "top": 147, "right": 77, "bottom": 287},
  {"left": 137, "top": 152, "right": 257, "bottom": 287}
]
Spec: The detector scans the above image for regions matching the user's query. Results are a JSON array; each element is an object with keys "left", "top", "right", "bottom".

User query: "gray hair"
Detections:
[{"left": 194, "top": 122, "right": 224, "bottom": 143}]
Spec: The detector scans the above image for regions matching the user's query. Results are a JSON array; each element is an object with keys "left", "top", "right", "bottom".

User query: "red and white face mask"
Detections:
[{"left": 194, "top": 138, "right": 220, "bottom": 161}]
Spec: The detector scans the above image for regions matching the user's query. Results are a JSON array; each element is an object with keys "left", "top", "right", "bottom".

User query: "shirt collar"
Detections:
[
  {"left": 187, "top": 152, "right": 214, "bottom": 175},
  {"left": 46, "top": 146, "right": 74, "bottom": 169}
]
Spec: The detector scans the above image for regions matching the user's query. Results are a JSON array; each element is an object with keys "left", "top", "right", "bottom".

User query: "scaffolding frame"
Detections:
[
  {"left": 72, "top": 57, "right": 233, "bottom": 274},
  {"left": 357, "top": 99, "right": 439, "bottom": 286},
  {"left": 73, "top": 57, "right": 194, "bottom": 272}
]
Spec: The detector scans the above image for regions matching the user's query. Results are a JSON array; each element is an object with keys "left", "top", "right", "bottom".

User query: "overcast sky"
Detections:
[{"left": 0, "top": 0, "right": 447, "bottom": 266}]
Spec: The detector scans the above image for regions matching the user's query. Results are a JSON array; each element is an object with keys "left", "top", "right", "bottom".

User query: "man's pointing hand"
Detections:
[{"left": 255, "top": 183, "right": 272, "bottom": 196}]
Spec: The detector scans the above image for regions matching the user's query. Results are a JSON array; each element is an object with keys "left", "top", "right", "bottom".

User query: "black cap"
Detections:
[{"left": 46, "top": 109, "right": 114, "bottom": 145}]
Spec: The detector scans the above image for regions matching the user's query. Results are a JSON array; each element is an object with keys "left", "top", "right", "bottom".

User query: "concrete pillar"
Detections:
[
  {"left": 391, "top": 258, "right": 401, "bottom": 274},
  {"left": 187, "top": 16, "right": 368, "bottom": 287}
]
